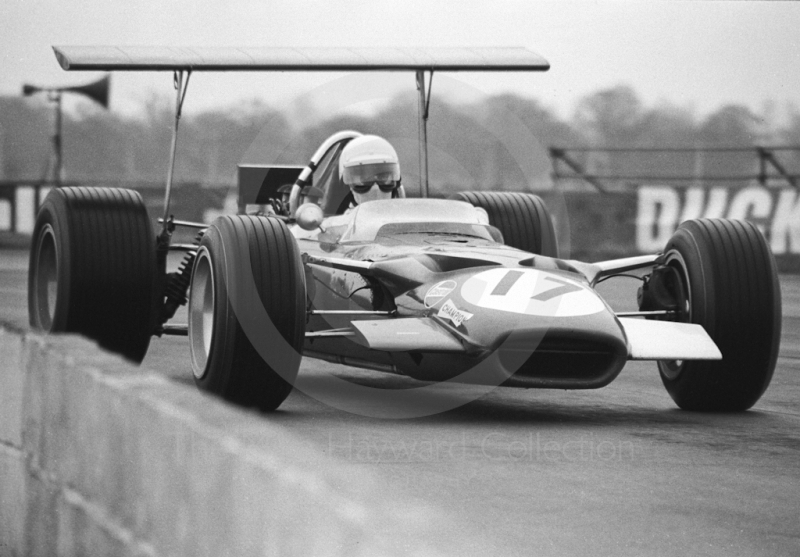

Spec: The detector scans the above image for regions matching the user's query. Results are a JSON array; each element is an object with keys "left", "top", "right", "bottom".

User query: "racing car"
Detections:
[{"left": 28, "top": 47, "right": 781, "bottom": 413}]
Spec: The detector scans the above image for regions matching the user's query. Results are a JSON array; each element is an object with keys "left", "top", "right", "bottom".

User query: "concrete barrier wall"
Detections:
[{"left": 0, "top": 325, "right": 472, "bottom": 556}]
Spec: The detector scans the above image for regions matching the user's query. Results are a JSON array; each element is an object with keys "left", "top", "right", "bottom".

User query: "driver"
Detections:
[{"left": 339, "top": 135, "right": 402, "bottom": 208}]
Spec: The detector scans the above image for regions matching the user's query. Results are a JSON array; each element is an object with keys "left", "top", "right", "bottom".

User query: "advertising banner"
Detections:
[{"left": 636, "top": 185, "right": 800, "bottom": 257}]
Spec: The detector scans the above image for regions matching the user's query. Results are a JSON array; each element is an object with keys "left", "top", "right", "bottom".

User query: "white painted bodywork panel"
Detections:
[
  {"left": 352, "top": 318, "right": 465, "bottom": 352},
  {"left": 620, "top": 318, "right": 722, "bottom": 361}
]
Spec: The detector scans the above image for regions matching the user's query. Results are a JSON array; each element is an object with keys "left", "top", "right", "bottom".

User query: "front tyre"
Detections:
[
  {"left": 188, "top": 216, "right": 306, "bottom": 411},
  {"left": 658, "top": 218, "right": 781, "bottom": 411},
  {"left": 28, "top": 187, "right": 157, "bottom": 362}
]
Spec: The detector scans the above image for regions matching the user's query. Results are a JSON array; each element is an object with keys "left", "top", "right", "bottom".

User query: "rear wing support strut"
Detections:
[
  {"left": 161, "top": 70, "right": 192, "bottom": 238},
  {"left": 416, "top": 70, "right": 433, "bottom": 198}
]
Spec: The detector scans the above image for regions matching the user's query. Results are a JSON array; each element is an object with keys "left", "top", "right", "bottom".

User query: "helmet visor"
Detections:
[{"left": 343, "top": 162, "right": 400, "bottom": 187}]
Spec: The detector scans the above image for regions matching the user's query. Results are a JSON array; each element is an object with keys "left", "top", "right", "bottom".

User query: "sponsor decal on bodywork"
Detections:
[
  {"left": 424, "top": 280, "right": 458, "bottom": 308},
  {"left": 437, "top": 299, "right": 474, "bottom": 327}
]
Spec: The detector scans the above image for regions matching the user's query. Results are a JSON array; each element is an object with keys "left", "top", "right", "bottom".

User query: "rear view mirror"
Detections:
[{"left": 296, "top": 203, "right": 324, "bottom": 231}]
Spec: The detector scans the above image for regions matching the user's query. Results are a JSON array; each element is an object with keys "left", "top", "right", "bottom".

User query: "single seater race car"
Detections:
[{"left": 28, "top": 47, "right": 781, "bottom": 413}]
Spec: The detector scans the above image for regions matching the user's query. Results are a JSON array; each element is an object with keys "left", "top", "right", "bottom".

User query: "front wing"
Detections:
[{"left": 348, "top": 315, "right": 721, "bottom": 361}]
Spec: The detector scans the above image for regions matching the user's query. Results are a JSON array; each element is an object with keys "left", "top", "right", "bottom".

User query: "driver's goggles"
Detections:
[
  {"left": 351, "top": 181, "right": 399, "bottom": 194},
  {"left": 343, "top": 162, "right": 400, "bottom": 188}
]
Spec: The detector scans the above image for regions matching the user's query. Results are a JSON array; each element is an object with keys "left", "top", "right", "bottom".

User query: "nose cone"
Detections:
[{"left": 400, "top": 267, "right": 629, "bottom": 388}]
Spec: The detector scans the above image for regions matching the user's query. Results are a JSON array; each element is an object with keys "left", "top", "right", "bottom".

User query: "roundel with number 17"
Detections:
[{"left": 460, "top": 268, "right": 605, "bottom": 317}]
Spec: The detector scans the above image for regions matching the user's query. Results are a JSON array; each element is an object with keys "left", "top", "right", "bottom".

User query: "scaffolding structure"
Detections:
[{"left": 550, "top": 146, "right": 800, "bottom": 192}]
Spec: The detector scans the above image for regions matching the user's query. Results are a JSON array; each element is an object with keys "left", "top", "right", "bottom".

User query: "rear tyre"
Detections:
[
  {"left": 658, "top": 218, "right": 781, "bottom": 411},
  {"left": 188, "top": 215, "right": 306, "bottom": 411},
  {"left": 449, "top": 191, "right": 559, "bottom": 257},
  {"left": 28, "top": 187, "right": 157, "bottom": 362}
]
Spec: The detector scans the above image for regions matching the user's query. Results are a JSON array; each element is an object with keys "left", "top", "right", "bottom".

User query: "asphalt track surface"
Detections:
[{"left": 2, "top": 248, "right": 799, "bottom": 556}]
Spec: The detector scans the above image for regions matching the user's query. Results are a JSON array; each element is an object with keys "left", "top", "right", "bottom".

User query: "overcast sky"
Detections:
[{"left": 2, "top": 0, "right": 800, "bottom": 121}]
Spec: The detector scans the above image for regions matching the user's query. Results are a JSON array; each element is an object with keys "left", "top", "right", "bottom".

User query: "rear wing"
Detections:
[
  {"left": 53, "top": 46, "right": 549, "bottom": 72},
  {"left": 52, "top": 45, "right": 549, "bottom": 235}
]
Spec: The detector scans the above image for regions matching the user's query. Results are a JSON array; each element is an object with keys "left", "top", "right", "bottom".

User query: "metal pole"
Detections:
[
  {"left": 416, "top": 70, "right": 430, "bottom": 198},
  {"left": 162, "top": 70, "right": 190, "bottom": 234}
]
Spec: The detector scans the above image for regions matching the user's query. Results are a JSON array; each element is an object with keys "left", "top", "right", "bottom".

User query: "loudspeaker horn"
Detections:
[
  {"left": 64, "top": 75, "right": 110, "bottom": 108},
  {"left": 22, "top": 84, "right": 42, "bottom": 97}
]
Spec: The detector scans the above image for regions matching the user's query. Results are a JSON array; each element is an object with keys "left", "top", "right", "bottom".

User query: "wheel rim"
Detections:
[
  {"left": 189, "top": 248, "right": 215, "bottom": 379},
  {"left": 33, "top": 224, "right": 58, "bottom": 331},
  {"left": 658, "top": 249, "right": 692, "bottom": 381}
]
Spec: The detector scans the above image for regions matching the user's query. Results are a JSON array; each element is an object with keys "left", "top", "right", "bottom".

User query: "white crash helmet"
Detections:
[{"left": 339, "top": 135, "right": 401, "bottom": 189}]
